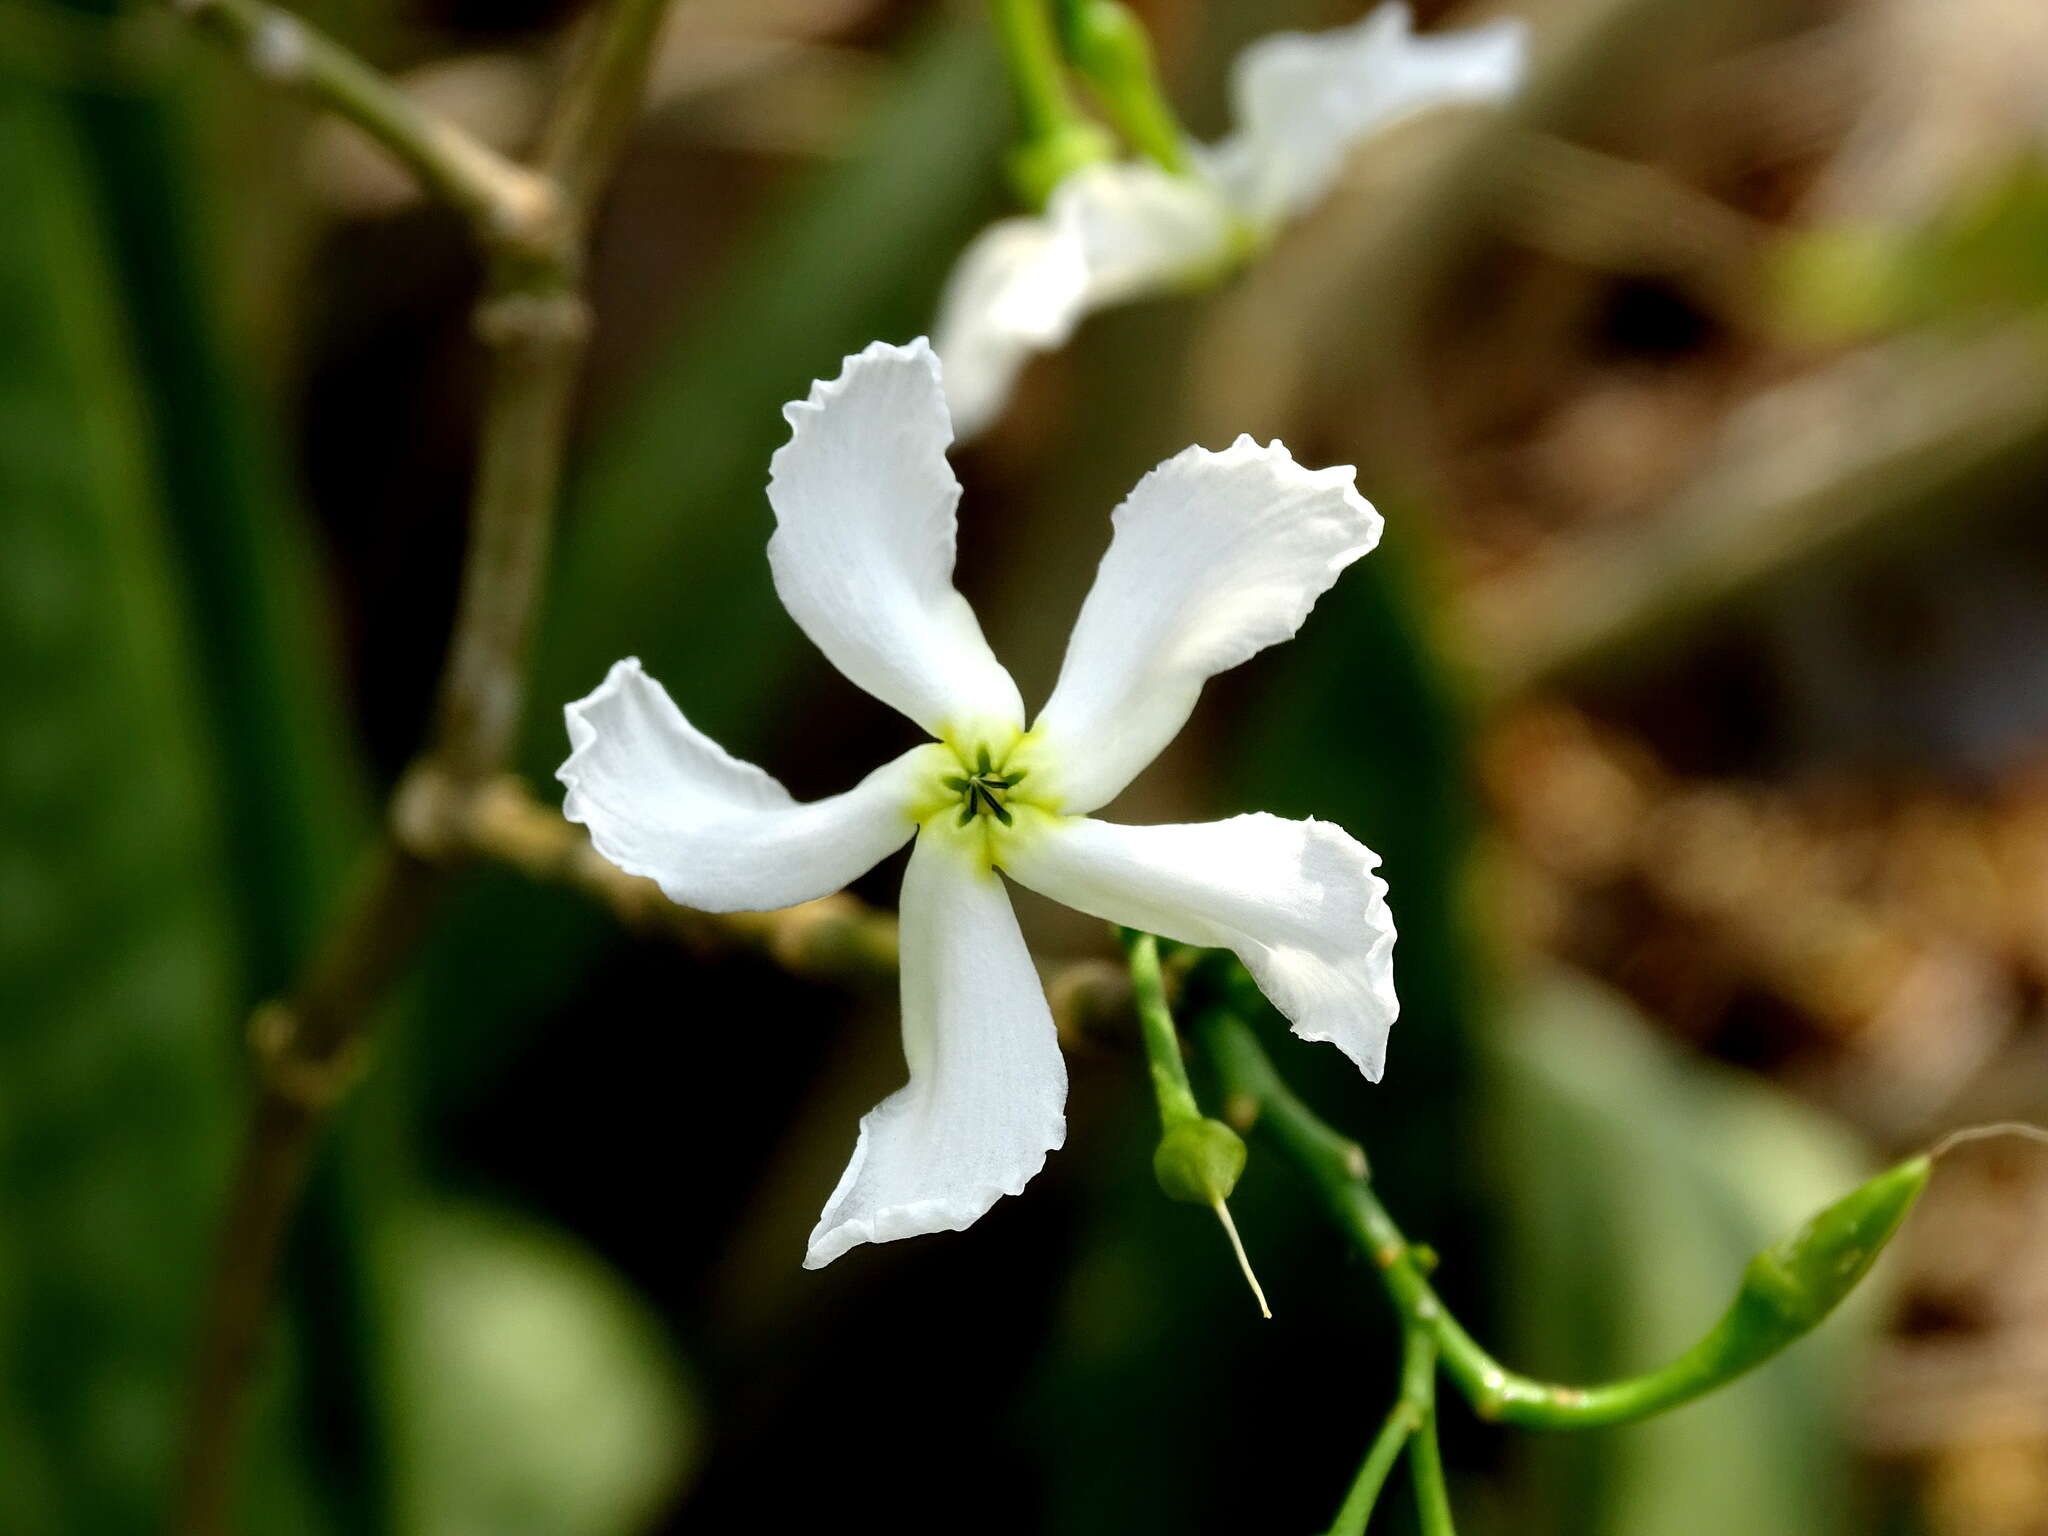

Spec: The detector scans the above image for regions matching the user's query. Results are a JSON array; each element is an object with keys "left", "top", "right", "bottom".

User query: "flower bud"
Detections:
[
  {"left": 1738, "top": 1154, "right": 1930, "bottom": 1339},
  {"left": 1063, "top": 1, "right": 1154, "bottom": 95}
]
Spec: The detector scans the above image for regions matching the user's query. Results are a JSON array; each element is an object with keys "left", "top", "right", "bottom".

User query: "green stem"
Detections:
[
  {"left": 535, "top": 0, "right": 674, "bottom": 233},
  {"left": 1196, "top": 1009, "right": 1923, "bottom": 1431},
  {"left": 990, "top": 0, "right": 1113, "bottom": 204},
  {"left": 1325, "top": 1327, "right": 1436, "bottom": 1536},
  {"left": 1052, "top": 0, "right": 1191, "bottom": 173},
  {"left": 1407, "top": 1368, "right": 1456, "bottom": 1536},
  {"left": 1120, "top": 928, "right": 1199, "bottom": 1128},
  {"left": 991, "top": 0, "right": 1082, "bottom": 141},
  {"left": 172, "top": 0, "right": 554, "bottom": 247}
]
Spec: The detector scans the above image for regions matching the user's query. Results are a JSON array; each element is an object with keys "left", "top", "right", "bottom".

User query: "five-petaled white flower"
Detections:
[
  {"left": 932, "top": 2, "right": 1527, "bottom": 440},
  {"left": 560, "top": 338, "right": 1396, "bottom": 1268}
]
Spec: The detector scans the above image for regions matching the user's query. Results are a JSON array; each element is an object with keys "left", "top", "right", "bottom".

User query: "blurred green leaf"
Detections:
[
  {"left": 61, "top": 56, "right": 369, "bottom": 992},
  {"left": 52, "top": 33, "right": 395, "bottom": 1527},
  {"left": 1227, "top": 507, "right": 1483, "bottom": 1230},
  {"left": 1774, "top": 155, "right": 2048, "bottom": 343},
  {"left": 383, "top": 1201, "right": 697, "bottom": 1536},
  {"left": 0, "top": 82, "right": 244, "bottom": 1534},
  {"left": 1489, "top": 969, "right": 1878, "bottom": 1536}
]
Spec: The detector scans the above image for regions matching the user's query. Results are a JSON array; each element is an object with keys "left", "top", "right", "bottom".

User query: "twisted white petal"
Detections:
[
  {"left": 1211, "top": 2, "right": 1529, "bottom": 227},
  {"left": 559, "top": 658, "right": 925, "bottom": 913},
  {"left": 930, "top": 217, "right": 1089, "bottom": 443},
  {"left": 1005, "top": 813, "right": 1398, "bottom": 1079},
  {"left": 933, "top": 164, "right": 1233, "bottom": 443},
  {"left": 767, "top": 339, "right": 1023, "bottom": 733},
  {"left": 1031, "top": 435, "right": 1380, "bottom": 814},
  {"left": 805, "top": 828, "right": 1067, "bottom": 1268},
  {"left": 1058, "top": 160, "right": 1236, "bottom": 309}
]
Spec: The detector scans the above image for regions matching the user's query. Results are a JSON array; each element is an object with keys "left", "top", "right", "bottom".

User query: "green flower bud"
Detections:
[
  {"left": 1738, "top": 1153, "right": 1930, "bottom": 1336},
  {"left": 1063, "top": 1, "right": 1152, "bottom": 91},
  {"left": 1154, "top": 1116, "right": 1248, "bottom": 1207}
]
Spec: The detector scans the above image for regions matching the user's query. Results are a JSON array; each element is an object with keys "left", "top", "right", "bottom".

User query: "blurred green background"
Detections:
[{"left": 6, "top": 0, "right": 2048, "bottom": 1531}]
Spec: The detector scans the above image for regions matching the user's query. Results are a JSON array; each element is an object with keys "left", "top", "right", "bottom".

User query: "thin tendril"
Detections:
[{"left": 1930, "top": 1121, "right": 2048, "bottom": 1159}]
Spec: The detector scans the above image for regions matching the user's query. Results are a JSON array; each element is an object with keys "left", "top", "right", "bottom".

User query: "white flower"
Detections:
[
  {"left": 932, "top": 2, "right": 1528, "bottom": 439},
  {"left": 560, "top": 338, "right": 1396, "bottom": 1268}
]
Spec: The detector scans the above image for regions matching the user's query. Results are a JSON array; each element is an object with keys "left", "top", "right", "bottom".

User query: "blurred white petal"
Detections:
[
  {"left": 560, "top": 658, "right": 929, "bottom": 912},
  {"left": 805, "top": 826, "right": 1067, "bottom": 1267},
  {"left": 1211, "top": 3, "right": 1528, "bottom": 227},
  {"left": 1005, "top": 812, "right": 1399, "bottom": 1080},
  {"left": 1031, "top": 435, "right": 1379, "bottom": 814},
  {"left": 933, "top": 164, "right": 1233, "bottom": 442},
  {"left": 767, "top": 339, "right": 1024, "bottom": 733},
  {"left": 932, "top": 216, "right": 1091, "bottom": 442},
  {"left": 1058, "top": 160, "right": 1235, "bottom": 308}
]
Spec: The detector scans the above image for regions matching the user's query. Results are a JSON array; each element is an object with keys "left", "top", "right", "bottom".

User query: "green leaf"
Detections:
[
  {"left": 382, "top": 1201, "right": 698, "bottom": 1536},
  {"left": 0, "top": 83, "right": 243, "bottom": 1534},
  {"left": 61, "top": 59, "right": 369, "bottom": 993},
  {"left": 1489, "top": 970, "right": 1880, "bottom": 1536},
  {"left": 1226, "top": 508, "right": 1481, "bottom": 1231},
  {"left": 1029, "top": 504, "right": 1485, "bottom": 1536},
  {"left": 1773, "top": 154, "right": 2048, "bottom": 342},
  {"left": 52, "top": 36, "right": 390, "bottom": 1527}
]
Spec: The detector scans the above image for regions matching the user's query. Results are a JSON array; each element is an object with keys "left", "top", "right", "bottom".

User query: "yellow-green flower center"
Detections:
[
  {"left": 943, "top": 742, "right": 1027, "bottom": 828},
  {"left": 912, "top": 729, "right": 1060, "bottom": 866}
]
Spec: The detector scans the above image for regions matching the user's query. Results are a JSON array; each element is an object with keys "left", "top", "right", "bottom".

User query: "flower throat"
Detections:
[{"left": 943, "top": 743, "right": 1027, "bottom": 828}]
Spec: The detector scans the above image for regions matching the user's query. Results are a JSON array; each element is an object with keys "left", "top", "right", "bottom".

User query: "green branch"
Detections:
[
  {"left": 171, "top": 0, "right": 555, "bottom": 246},
  {"left": 1325, "top": 1326, "right": 1436, "bottom": 1536},
  {"left": 1406, "top": 1358, "right": 1456, "bottom": 1536},
  {"left": 1196, "top": 1008, "right": 1928, "bottom": 1431},
  {"left": 535, "top": 0, "right": 674, "bottom": 232}
]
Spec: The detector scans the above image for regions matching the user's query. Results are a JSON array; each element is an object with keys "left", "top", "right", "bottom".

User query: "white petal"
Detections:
[
  {"left": 931, "top": 216, "right": 1090, "bottom": 443},
  {"left": 1211, "top": 2, "right": 1528, "bottom": 227},
  {"left": 559, "top": 658, "right": 927, "bottom": 913},
  {"left": 767, "top": 339, "right": 1024, "bottom": 735},
  {"left": 805, "top": 825, "right": 1067, "bottom": 1268},
  {"left": 931, "top": 164, "right": 1233, "bottom": 443},
  {"left": 1004, "top": 812, "right": 1398, "bottom": 1079},
  {"left": 1031, "top": 435, "right": 1380, "bottom": 814},
  {"left": 1056, "top": 160, "right": 1236, "bottom": 310}
]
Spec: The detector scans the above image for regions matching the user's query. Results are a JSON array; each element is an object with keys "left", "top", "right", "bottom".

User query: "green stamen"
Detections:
[{"left": 947, "top": 740, "right": 1029, "bottom": 830}]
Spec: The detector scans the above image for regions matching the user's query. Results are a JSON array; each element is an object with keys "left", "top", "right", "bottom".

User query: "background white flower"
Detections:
[
  {"left": 932, "top": 2, "right": 1528, "bottom": 440},
  {"left": 560, "top": 338, "right": 1395, "bottom": 1268}
]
